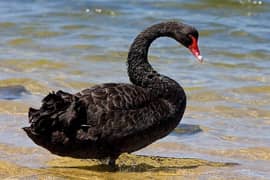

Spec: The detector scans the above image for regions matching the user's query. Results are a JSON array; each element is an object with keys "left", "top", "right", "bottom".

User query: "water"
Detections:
[{"left": 0, "top": 0, "right": 270, "bottom": 179}]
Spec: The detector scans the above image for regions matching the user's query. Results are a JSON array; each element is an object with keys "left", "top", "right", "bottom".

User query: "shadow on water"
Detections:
[
  {"left": 48, "top": 154, "right": 238, "bottom": 173},
  {"left": 0, "top": 85, "right": 30, "bottom": 100},
  {"left": 173, "top": 123, "right": 203, "bottom": 136},
  {"left": 53, "top": 163, "right": 201, "bottom": 173}
]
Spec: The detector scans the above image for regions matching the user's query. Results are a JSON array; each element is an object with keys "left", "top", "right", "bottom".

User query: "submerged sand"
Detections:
[{"left": 0, "top": 150, "right": 235, "bottom": 180}]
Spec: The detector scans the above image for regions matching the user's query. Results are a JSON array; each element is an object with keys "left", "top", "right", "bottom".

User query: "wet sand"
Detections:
[{"left": 0, "top": 143, "right": 236, "bottom": 180}]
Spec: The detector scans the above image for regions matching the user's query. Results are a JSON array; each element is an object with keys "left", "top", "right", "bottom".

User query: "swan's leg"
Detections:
[
  {"left": 100, "top": 155, "right": 118, "bottom": 167},
  {"left": 108, "top": 157, "right": 116, "bottom": 167},
  {"left": 108, "top": 154, "right": 119, "bottom": 170}
]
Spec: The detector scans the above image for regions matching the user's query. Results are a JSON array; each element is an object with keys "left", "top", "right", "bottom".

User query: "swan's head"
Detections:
[{"left": 174, "top": 24, "right": 203, "bottom": 63}]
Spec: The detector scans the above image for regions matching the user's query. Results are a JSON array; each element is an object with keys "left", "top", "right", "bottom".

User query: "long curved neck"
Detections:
[
  {"left": 127, "top": 23, "right": 175, "bottom": 84},
  {"left": 127, "top": 22, "right": 186, "bottom": 102}
]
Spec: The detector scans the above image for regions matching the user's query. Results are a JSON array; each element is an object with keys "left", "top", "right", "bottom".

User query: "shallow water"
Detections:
[{"left": 0, "top": 0, "right": 270, "bottom": 179}]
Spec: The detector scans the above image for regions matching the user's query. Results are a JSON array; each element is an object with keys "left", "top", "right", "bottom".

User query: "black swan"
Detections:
[{"left": 23, "top": 21, "right": 203, "bottom": 166}]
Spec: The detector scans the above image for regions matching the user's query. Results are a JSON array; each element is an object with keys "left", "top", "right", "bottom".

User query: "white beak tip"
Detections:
[{"left": 197, "top": 55, "right": 204, "bottom": 63}]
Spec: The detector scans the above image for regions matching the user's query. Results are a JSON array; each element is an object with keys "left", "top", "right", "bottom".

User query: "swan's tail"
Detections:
[{"left": 25, "top": 90, "right": 86, "bottom": 135}]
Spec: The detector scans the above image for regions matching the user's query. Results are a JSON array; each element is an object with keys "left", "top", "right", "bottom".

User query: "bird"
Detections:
[{"left": 23, "top": 21, "right": 203, "bottom": 167}]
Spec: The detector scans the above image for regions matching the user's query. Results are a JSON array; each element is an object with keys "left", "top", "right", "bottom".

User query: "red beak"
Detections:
[{"left": 188, "top": 35, "right": 203, "bottom": 63}]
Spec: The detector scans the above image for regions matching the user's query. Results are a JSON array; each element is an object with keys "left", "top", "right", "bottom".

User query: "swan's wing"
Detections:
[
  {"left": 77, "top": 83, "right": 174, "bottom": 141},
  {"left": 78, "top": 83, "right": 152, "bottom": 110}
]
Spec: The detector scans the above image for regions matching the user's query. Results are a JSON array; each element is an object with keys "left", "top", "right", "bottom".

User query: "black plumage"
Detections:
[{"left": 23, "top": 21, "right": 201, "bottom": 166}]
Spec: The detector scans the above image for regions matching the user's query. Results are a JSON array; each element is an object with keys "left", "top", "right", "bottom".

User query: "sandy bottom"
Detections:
[{"left": 0, "top": 151, "right": 237, "bottom": 180}]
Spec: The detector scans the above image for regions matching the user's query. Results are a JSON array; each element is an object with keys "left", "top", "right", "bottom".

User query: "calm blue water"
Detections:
[{"left": 0, "top": 0, "right": 270, "bottom": 179}]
